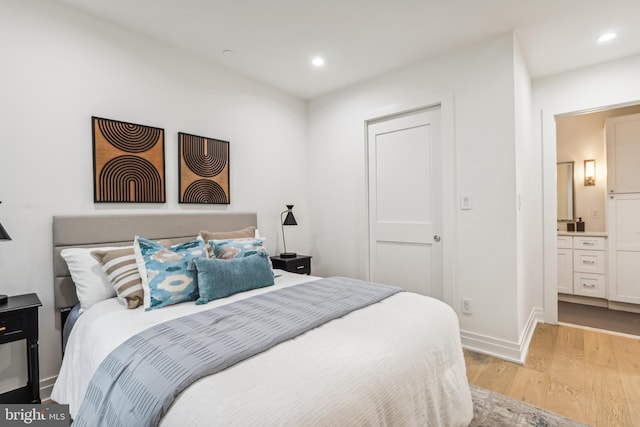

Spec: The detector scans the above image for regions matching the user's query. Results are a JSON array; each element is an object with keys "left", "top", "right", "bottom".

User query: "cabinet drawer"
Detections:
[
  {"left": 0, "top": 313, "right": 26, "bottom": 339},
  {"left": 287, "top": 259, "right": 310, "bottom": 274},
  {"left": 573, "top": 236, "right": 605, "bottom": 250},
  {"left": 573, "top": 249, "right": 605, "bottom": 274},
  {"left": 557, "top": 236, "right": 573, "bottom": 249},
  {"left": 573, "top": 273, "right": 606, "bottom": 298}
]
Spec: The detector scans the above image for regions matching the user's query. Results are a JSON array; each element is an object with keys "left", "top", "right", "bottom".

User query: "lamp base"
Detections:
[
  {"left": 279, "top": 252, "right": 297, "bottom": 259},
  {"left": 0, "top": 294, "right": 7, "bottom": 305}
]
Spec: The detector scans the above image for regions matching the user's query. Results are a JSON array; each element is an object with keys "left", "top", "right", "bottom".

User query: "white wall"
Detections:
[
  {"left": 533, "top": 53, "right": 640, "bottom": 323},
  {"left": 0, "top": 0, "right": 310, "bottom": 392},
  {"left": 308, "top": 33, "right": 537, "bottom": 360},
  {"left": 513, "top": 35, "right": 543, "bottom": 339}
]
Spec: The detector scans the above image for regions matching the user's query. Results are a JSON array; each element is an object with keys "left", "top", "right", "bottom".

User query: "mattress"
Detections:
[{"left": 52, "top": 270, "right": 473, "bottom": 426}]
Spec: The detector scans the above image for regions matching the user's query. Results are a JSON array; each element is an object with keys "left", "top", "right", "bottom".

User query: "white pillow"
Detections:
[{"left": 61, "top": 246, "right": 123, "bottom": 312}]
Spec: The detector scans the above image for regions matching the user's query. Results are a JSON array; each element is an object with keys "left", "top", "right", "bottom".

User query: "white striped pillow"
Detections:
[{"left": 91, "top": 247, "right": 144, "bottom": 309}]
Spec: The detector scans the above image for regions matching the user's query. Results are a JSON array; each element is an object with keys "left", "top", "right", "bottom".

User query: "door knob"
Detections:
[{"left": 433, "top": 235, "right": 441, "bottom": 242}]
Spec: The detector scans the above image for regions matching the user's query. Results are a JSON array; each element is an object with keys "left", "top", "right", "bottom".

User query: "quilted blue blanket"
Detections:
[{"left": 72, "top": 277, "right": 402, "bottom": 427}]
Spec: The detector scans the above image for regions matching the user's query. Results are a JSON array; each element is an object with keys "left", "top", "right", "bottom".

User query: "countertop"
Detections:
[{"left": 557, "top": 231, "right": 608, "bottom": 237}]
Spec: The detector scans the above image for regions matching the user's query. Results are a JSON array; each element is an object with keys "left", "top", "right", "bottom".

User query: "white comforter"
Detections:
[{"left": 52, "top": 271, "right": 473, "bottom": 426}]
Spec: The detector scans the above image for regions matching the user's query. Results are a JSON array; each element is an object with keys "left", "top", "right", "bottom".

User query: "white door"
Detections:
[{"left": 367, "top": 107, "right": 442, "bottom": 298}]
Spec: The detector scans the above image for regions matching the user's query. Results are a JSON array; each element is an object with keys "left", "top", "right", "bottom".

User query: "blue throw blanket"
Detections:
[{"left": 72, "top": 277, "right": 402, "bottom": 427}]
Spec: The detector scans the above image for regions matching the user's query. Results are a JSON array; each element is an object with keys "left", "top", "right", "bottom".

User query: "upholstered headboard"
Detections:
[{"left": 52, "top": 213, "right": 258, "bottom": 311}]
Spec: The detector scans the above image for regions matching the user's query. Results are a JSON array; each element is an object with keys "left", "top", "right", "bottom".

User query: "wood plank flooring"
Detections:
[{"left": 465, "top": 323, "right": 640, "bottom": 427}]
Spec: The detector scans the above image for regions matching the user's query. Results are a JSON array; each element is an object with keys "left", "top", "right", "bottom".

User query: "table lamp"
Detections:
[
  {"left": 280, "top": 204, "right": 297, "bottom": 258},
  {"left": 0, "top": 201, "right": 11, "bottom": 304}
]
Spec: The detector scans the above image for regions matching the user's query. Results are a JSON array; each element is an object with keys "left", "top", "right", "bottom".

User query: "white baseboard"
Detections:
[
  {"left": 461, "top": 307, "right": 543, "bottom": 364},
  {"left": 40, "top": 375, "right": 57, "bottom": 403}
]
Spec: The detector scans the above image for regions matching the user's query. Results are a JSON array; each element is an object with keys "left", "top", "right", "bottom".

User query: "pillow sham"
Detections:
[
  {"left": 60, "top": 246, "right": 121, "bottom": 312},
  {"left": 198, "top": 226, "right": 256, "bottom": 243},
  {"left": 208, "top": 238, "right": 267, "bottom": 259},
  {"left": 91, "top": 247, "right": 142, "bottom": 309},
  {"left": 192, "top": 251, "right": 274, "bottom": 304},
  {"left": 134, "top": 237, "right": 207, "bottom": 311}
]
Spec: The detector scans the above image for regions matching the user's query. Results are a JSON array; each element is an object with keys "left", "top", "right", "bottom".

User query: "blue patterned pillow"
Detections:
[
  {"left": 193, "top": 251, "right": 274, "bottom": 304},
  {"left": 134, "top": 237, "right": 207, "bottom": 311},
  {"left": 208, "top": 238, "right": 267, "bottom": 259}
]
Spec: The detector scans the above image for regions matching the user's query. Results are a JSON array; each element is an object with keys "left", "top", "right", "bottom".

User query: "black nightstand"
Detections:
[
  {"left": 270, "top": 255, "right": 312, "bottom": 275},
  {"left": 0, "top": 293, "right": 42, "bottom": 404}
]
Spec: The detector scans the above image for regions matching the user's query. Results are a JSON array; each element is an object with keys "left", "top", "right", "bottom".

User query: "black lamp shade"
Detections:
[
  {"left": 0, "top": 222, "right": 10, "bottom": 241},
  {"left": 283, "top": 212, "right": 297, "bottom": 226}
]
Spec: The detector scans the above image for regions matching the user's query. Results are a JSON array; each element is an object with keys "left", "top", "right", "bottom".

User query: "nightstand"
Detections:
[
  {"left": 270, "top": 255, "right": 312, "bottom": 275},
  {"left": 0, "top": 293, "right": 42, "bottom": 404}
]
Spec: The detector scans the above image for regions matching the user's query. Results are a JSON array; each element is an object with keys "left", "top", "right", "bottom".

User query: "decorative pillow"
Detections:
[
  {"left": 199, "top": 227, "right": 257, "bottom": 257},
  {"left": 199, "top": 227, "right": 256, "bottom": 243},
  {"left": 91, "top": 240, "right": 172, "bottom": 310},
  {"left": 192, "top": 251, "right": 274, "bottom": 304},
  {"left": 208, "top": 238, "right": 267, "bottom": 259},
  {"left": 134, "top": 237, "right": 207, "bottom": 311},
  {"left": 61, "top": 246, "right": 121, "bottom": 312}
]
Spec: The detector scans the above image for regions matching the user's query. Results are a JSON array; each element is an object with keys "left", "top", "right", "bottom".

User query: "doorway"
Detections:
[
  {"left": 555, "top": 103, "right": 640, "bottom": 336},
  {"left": 367, "top": 106, "right": 443, "bottom": 299}
]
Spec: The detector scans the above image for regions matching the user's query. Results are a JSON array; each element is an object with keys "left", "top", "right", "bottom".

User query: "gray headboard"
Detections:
[{"left": 53, "top": 212, "right": 258, "bottom": 311}]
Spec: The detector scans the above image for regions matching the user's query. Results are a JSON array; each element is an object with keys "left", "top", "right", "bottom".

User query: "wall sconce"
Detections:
[
  {"left": 584, "top": 159, "right": 596, "bottom": 186},
  {"left": 280, "top": 204, "right": 297, "bottom": 258}
]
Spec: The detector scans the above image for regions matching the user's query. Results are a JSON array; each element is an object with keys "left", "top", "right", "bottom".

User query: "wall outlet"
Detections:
[{"left": 462, "top": 298, "right": 472, "bottom": 315}]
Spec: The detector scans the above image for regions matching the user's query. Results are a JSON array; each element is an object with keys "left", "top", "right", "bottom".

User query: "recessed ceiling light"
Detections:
[
  {"left": 312, "top": 57, "right": 325, "bottom": 67},
  {"left": 597, "top": 32, "right": 617, "bottom": 43},
  {"left": 222, "top": 49, "right": 234, "bottom": 55}
]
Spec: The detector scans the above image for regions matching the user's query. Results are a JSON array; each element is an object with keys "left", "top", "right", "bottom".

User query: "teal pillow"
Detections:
[
  {"left": 208, "top": 238, "right": 266, "bottom": 259},
  {"left": 193, "top": 251, "right": 274, "bottom": 304},
  {"left": 134, "top": 237, "right": 207, "bottom": 311}
]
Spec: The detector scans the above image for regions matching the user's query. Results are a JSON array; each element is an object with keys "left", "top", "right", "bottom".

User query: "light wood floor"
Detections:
[{"left": 465, "top": 323, "right": 640, "bottom": 427}]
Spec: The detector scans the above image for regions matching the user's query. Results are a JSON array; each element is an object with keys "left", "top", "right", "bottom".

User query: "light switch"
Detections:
[{"left": 461, "top": 195, "right": 472, "bottom": 210}]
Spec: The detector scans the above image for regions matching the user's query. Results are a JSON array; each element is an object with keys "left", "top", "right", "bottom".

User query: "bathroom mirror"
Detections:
[{"left": 557, "top": 161, "right": 575, "bottom": 221}]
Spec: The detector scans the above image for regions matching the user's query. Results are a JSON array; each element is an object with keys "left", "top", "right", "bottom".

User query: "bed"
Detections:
[{"left": 50, "top": 213, "right": 473, "bottom": 426}]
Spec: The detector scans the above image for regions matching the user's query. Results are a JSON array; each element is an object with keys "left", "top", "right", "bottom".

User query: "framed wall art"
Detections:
[
  {"left": 92, "top": 116, "right": 165, "bottom": 203},
  {"left": 178, "top": 132, "right": 230, "bottom": 204}
]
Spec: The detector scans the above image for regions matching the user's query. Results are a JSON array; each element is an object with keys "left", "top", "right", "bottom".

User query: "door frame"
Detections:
[
  {"left": 542, "top": 100, "right": 640, "bottom": 324},
  {"left": 364, "top": 90, "right": 456, "bottom": 309}
]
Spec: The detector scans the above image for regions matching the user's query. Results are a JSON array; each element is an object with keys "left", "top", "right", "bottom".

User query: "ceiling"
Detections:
[{"left": 55, "top": 0, "right": 640, "bottom": 100}]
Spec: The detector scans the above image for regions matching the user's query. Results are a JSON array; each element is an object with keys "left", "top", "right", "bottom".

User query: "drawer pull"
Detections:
[
  {"left": 296, "top": 265, "right": 305, "bottom": 270},
  {"left": 582, "top": 260, "right": 596, "bottom": 265},
  {"left": 582, "top": 283, "right": 596, "bottom": 288},
  {"left": 582, "top": 241, "right": 596, "bottom": 246},
  {"left": 0, "top": 326, "right": 5, "bottom": 332}
]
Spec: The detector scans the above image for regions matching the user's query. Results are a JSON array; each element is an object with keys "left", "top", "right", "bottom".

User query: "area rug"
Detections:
[{"left": 470, "top": 385, "right": 589, "bottom": 427}]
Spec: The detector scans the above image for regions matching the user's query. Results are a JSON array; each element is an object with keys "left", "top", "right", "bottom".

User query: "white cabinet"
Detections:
[
  {"left": 606, "top": 113, "right": 640, "bottom": 194},
  {"left": 557, "top": 235, "right": 606, "bottom": 298},
  {"left": 606, "top": 113, "right": 640, "bottom": 305},
  {"left": 557, "top": 236, "right": 573, "bottom": 294},
  {"left": 608, "top": 193, "right": 640, "bottom": 304}
]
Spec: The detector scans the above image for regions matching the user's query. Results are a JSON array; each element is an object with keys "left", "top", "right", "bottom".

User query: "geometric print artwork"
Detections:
[
  {"left": 92, "top": 116, "right": 165, "bottom": 203},
  {"left": 178, "top": 132, "right": 230, "bottom": 204}
]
